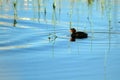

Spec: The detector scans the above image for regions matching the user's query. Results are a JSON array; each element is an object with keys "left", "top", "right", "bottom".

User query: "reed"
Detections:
[
  {"left": 37, "top": 0, "right": 41, "bottom": 22},
  {"left": 58, "top": 0, "right": 61, "bottom": 21},
  {"left": 52, "top": 0, "right": 57, "bottom": 41},
  {"left": 32, "top": 0, "right": 37, "bottom": 20},
  {"left": 88, "top": 0, "right": 94, "bottom": 6},
  {"left": 108, "top": 0, "right": 112, "bottom": 38},
  {"left": 0, "top": 0, "right": 3, "bottom": 11},
  {"left": 43, "top": 0, "right": 47, "bottom": 22},
  {"left": 48, "top": 32, "right": 57, "bottom": 57},
  {"left": 13, "top": 0, "right": 17, "bottom": 27},
  {"left": 0, "top": 0, "right": 114, "bottom": 33},
  {"left": 69, "top": 0, "right": 75, "bottom": 28},
  {"left": 87, "top": 0, "right": 94, "bottom": 38},
  {"left": 52, "top": 0, "right": 57, "bottom": 24},
  {"left": 76, "top": 0, "right": 80, "bottom": 29},
  {"left": 101, "top": 0, "right": 105, "bottom": 14}
]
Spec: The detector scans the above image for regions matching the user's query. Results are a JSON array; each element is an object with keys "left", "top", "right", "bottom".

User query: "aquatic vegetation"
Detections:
[
  {"left": 76, "top": 0, "right": 80, "bottom": 29},
  {"left": 13, "top": 0, "right": 17, "bottom": 27},
  {"left": 0, "top": 0, "right": 3, "bottom": 12},
  {"left": 48, "top": 33, "right": 57, "bottom": 42},
  {"left": 69, "top": 0, "right": 75, "bottom": 28},
  {"left": 87, "top": 0, "right": 95, "bottom": 15},
  {"left": 58, "top": 0, "right": 61, "bottom": 21},
  {"left": 48, "top": 33, "right": 57, "bottom": 56},
  {"left": 37, "top": 0, "right": 41, "bottom": 22},
  {"left": 52, "top": 1, "right": 56, "bottom": 13},
  {"left": 0, "top": 0, "right": 115, "bottom": 33},
  {"left": 13, "top": 1, "right": 17, "bottom": 15},
  {"left": 43, "top": 0, "right": 47, "bottom": 22},
  {"left": 51, "top": 0, "right": 57, "bottom": 43},
  {"left": 107, "top": 0, "right": 113, "bottom": 33},
  {"left": 32, "top": 1, "right": 35, "bottom": 19},
  {"left": 88, "top": 0, "right": 94, "bottom": 6},
  {"left": 0, "top": 1, "right": 119, "bottom": 80},
  {"left": 101, "top": 0, "right": 105, "bottom": 14},
  {"left": 52, "top": 0, "right": 56, "bottom": 23}
]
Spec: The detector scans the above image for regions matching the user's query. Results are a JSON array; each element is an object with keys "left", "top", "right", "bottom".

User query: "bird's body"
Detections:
[{"left": 70, "top": 28, "right": 88, "bottom": 39}]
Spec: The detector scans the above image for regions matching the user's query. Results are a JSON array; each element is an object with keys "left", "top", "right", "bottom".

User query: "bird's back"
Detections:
[{"left": 74, "top": 31, "right": 88, "bottom": 39}]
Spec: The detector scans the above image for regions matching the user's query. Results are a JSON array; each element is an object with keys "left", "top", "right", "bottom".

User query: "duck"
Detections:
[{"left": 70, "top": 28, "right": 88, "bottom": 39}]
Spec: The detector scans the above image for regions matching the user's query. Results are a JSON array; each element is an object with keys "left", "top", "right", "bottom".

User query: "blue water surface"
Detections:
[{"left": 0, "top": 0, "right": 120, "bottom": 80}]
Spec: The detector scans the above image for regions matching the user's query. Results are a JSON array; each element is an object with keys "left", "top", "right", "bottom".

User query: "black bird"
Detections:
[{"left": 70, "top": 28, "right": 88, "bottom": 39}]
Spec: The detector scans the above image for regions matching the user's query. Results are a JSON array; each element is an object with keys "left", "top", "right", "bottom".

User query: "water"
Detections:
[{"left": 0, "top": 0, "right": 120, "bottom": 80}]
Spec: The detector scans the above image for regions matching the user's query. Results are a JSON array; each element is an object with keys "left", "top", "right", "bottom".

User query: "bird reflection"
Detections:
[{"left": 70, "top": 37, "right": 76, "bottom": 42}]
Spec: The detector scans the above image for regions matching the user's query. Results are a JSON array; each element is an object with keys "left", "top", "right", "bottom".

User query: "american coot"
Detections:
[{"left": 70, "top": 28, "right": 88, "bottom": 39}]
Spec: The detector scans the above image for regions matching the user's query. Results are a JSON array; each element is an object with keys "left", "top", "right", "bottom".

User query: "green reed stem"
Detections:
[
  {"left": 58, "top": 0, "right": 61, "bottom": 21},
  {"left": 52, "top": 1, "right": 57, "bottom": 23},
  {"left": 69, "top": 0, "right": 74, "bottom": 28},
  {"left": 88, "top": 0, "right": 94, "bottom": 6},
  {"left": 32, "top": 0, "right": 36, "bottom": 20},
  {"left": 101, "top": 0, "right": 105, "bottom": 15},
  {"left": 43, "top": 0, "right": 47, "bottom": 22},
  {"left": 76, "top": 0, "right": 80, "bottom": 29},
  {"left": 38, "top": 0, "right": 41, "bottom": 22},
  {"left": 13, "top": 0, "right": 17, "bottom": 27}
]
